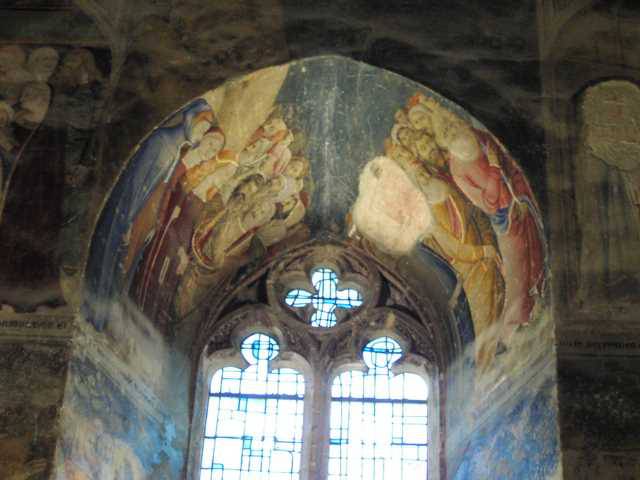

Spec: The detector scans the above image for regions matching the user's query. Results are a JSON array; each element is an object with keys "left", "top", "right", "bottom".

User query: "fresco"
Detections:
[
  {"left": 54, "top": 352, "right": 183, "bottom": 480},
  {"left": 0, "top": 340, "right": 69, "bottom": 479},
  {"left": 86, "top": 65, "right": 313, "bottom": 331},
  {"left": 350, "top": 91, "right": 547, "bottom": 381},
  {"left": 0, "top": 44, "right": 59, "bottom": 207},
  {"left": 452, "top": 369, "right": 560, "bottom": 480},
  {"left": 574, "top": 80, "right": 640, "bottom": 308},
  {"left": 0, "top": 43, "right": 107, "bottom": 310},
  {"left": 85, "top": 54, "right": 550, "bottom": 376},
  {"left": 0, "top": 45, "right": 104, "bottom": 209}
]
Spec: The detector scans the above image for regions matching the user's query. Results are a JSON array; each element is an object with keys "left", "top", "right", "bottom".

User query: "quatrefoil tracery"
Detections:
[{"left": 284, "top": 267, "right": 364, "bottom": 327}]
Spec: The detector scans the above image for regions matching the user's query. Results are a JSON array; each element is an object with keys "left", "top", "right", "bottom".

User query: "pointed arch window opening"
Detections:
[
  {"left": 200, "top": 333, "right": 306, "bottom": 480},
  {"left": 328, "top": 337, "right": 429, "bottom": 480},
  {"left": 194, "top": 258, "right": 436, "bottom": 480},
  {"left": 284, "top": 267, "right": 364, "bottom": 327}
]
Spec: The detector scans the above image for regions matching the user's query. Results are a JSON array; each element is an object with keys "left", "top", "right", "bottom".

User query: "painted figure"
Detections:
[
  {"left": 14, "top": 81, "right": 51, "bottom": 128},
  {"left": 0, "top": 101, "right": 16, "bottom": 186},
  {"left": 131, "top": 130, "right": 229, "bottom": 324},
  {"left": 406, "top": 93, "right": 545, "bottom": 333},
  {"left": 575, "top": 81, "right": 640, "bottom": 305},
  {"left": 0, "top": 45, "right": 33, "bottom": 105},
  {"left": 26, "top": 47, "right": 59, "bottom": 83},
  {"left": 418, "top": 175, "right": 505, "bottom": 373},
  {"left": 193, "top": 189, "right": 277, "bottom": 270},
  {"left": 84, "top": 99, "right": 213, "bottom": 329}
]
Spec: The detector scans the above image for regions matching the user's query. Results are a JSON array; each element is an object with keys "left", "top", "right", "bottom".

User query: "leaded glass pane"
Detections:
[
  {"left": 284, "top": 267, "right": 363, "bottom": 328},
  {"left": 201, "top": 334, "right": 305, "bottom": 480},
  {"left": 328, "top": 337, "right": 429, "bottom": 480}
]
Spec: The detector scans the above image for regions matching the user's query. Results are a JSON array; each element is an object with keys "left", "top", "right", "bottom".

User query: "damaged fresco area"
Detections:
[
  {"left": 53, "top": 341, "right": 184, "bottom": 479},
  {"left": 452, "top": 367, "right": 560, "bottom": 480},
  {"left": 349, "top": 87, "right": 547, "bottom": 385},
  {"left": 0, "top": 338, "right": 70, "bottom": 479},
  {"left": 0, "top": 43, "right": 109, "bottom": 310}
]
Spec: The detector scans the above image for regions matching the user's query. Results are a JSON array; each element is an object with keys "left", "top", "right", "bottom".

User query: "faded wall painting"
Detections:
[
  {"left": 54, "top": 348, "right": 182, "bottom": 479},
  {"left": 86, "top": 53, "right": 551, "bottom": 386},
  {"left": 0, "top": 340, "right": 69, "bottom": 479},
  {"left": 0, "top": 43, "right": 108, "bottom": 309},
  {"left": 575, "top": 80, "right": 640, "bottom": 308}
]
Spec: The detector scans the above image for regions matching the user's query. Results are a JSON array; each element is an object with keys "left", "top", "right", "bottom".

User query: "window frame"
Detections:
[{"left": 188, "top": 324, "right": 439, "bottom": 480}]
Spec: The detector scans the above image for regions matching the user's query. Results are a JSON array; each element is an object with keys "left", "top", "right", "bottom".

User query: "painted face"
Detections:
[
  {"left": 387, "top": 144, "right": 415, "bottom": 166},
  {"left": 242, "top": 201, "right": 274, "bottom": 229},
  {"left": 262, "top": 118, "right": 287, "bottom": 137},
  {"left": 28, "top": 47, "right": 59, "bottom": 82},
  {"left": 284, "top": 158, "right": 305, "bottom": 178},
  {"left": 240, "top": 137, "right": 272, "bottom": 166},
  {"left": 268, "top": 176, "right": 286, "bottom": 194},
  {"left": 20, "top": 82, "right": 50, "bottom": 115},
  {"left": 0, "top": 102, "right": 13, "bottom": 127},
  {"left": 190, "top": 120, "right": 212, "bottom": 144},
  {"left": 408, "top": 104, "right": 433, "bottom": 131},
  {"left": 397, "top": 127, "right": 416, "bottom": 149},
  {"left": 415, "top": 134, "right": 438, "bottom": 161},
  {"left": 238, "top": 177, "right": 263, "bottom": 198},
  {"left": 282, "top": 196, "right": 298, "bottom": 213},
  {"left": 197, "top": 132, "right": 225, "bottom": 161}
]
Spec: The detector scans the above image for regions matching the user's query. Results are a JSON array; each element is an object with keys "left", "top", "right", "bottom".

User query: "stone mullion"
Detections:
[{"left": 305, "top": 355, "right": 333, "bottom": 480}]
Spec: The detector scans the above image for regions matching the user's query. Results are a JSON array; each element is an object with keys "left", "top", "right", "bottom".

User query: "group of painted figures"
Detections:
[
  {"left": 0, "top": 45, "right": 102, "bottom": 198},
  {"left": 355, "top": 93, "right": 546, "bottom": 373},
  {"left": 108, "top": 100, "right": 311, "bottom": 328},
  {"left": 89, "top": 89, "right": 544, "bottom": 373}
]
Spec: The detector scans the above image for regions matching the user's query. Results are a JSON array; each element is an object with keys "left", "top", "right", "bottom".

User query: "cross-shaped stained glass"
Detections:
[{"left": 285, "top": 267, "right": 364, "bottom": 328}]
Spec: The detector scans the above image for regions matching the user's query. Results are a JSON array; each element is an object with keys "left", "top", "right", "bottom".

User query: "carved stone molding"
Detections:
[
  {"left": 201, "top": 241, "right": 443, "bottom": 368},
  {"left": 0, "top": 313, "right": 74, "bottom": 343}
]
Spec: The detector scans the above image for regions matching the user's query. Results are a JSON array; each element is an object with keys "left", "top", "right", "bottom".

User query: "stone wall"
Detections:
[{"left": 0, "top": 315, "right": 72, "bottom": 479}]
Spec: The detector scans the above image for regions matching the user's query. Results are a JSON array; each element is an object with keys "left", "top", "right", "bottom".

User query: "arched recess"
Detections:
[
  {"left": 80, "top": 56, "right": 558, "bottom": 479},
  {"left": 568, "top": 79, "right": 640, "bottom": 313},
  {"left": 540, "top": 1, "right": 640, "bottom": 323}
]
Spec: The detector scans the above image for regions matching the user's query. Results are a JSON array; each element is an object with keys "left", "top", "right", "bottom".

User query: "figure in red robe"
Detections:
[{"left": 407, "top": 93, "right": 546, "bottom": 334}]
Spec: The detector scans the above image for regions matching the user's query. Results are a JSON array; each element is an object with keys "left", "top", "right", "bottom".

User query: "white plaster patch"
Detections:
[{"left": 352, "top": 156, "right": 431, "bottom": 255}]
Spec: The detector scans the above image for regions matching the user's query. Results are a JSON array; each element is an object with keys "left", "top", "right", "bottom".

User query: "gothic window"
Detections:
[
  {"left": 200, "top": 333, "right": 305, "bottom": 480},
  {"left": 191, "top": 254, "right": 438, "bottom": 480},
  {"left": 328, "top": 337, "right": 429, "bottom": 479}
]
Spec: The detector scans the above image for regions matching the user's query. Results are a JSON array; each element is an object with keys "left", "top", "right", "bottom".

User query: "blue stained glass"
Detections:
[
  {"left": 284, "top": 268, "right": 363, "bottom": 328},
  {"left": 201, "top": 334, "right": 305, "bottom": 480},
  {"left": 241, "top": 333, "right": 280, "bottom": 363},
  {"left": 328, "top": 337, "right": 429, "bottom": 480}
]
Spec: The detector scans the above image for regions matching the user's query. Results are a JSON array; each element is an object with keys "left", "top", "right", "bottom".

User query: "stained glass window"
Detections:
[
  {"left": 200, "top": 333, "right": 305, "bottom": 480},
  {"left": 285, "top": 268, "right": 363, "bottom": 327},
  {"left": 328, "top": 337, "right": 429, "bottom": 480}
]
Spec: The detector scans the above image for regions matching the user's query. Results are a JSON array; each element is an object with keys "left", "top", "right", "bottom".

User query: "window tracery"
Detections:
[
  {"left": 284, "top": 267, "right": 363, "bottom": 327},
  {"left": 190, "top": 244, "right": 444, "bottom": 480}
]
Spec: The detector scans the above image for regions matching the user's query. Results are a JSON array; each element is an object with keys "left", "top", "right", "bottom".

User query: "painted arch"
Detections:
[{"left": 82, "top": 55, "right": 557, "bottom": 479}]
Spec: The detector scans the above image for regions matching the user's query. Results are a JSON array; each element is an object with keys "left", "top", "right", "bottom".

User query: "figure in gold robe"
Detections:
[{"left": 418, "top": 174, "right": 505, "bottom": 374}]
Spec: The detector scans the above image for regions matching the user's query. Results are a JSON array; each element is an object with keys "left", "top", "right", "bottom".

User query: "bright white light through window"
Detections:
[
  {"left": 200, "top": 333, "right": 305, "bottom": 480},
  {"left": 328, "top": 337, "right": 429, "bottom": 480},
  {"left": 285, "top": 268, "right": 363, "bottom": 327}
]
